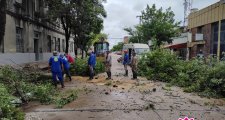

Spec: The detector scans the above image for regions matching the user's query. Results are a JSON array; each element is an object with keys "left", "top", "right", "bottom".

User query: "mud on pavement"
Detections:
[{"left": 25, "top": 54, "right": 225, "bottom": 120}]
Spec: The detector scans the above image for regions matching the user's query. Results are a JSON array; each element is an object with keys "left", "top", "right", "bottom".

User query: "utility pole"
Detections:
[
  {"left": 136, "top": 15, "right": 142, "bottom": 43},
  {"left": 136, "top": 15, "right": 142, "bottom": 25},
  {"left": 217, "top": 0, "right": 224, "bottom": 60},
  {"left": 183, "top": 0, "right": 192, "bottom": 27}
]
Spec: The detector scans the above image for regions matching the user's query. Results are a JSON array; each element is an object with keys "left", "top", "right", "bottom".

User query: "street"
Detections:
[{"left": 25, "top": 54, "right": 225, "bottom": 120}]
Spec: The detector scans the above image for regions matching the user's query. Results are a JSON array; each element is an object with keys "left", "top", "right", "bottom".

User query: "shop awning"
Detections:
[{"left": 164, "top": 43, "right": 187, "bottom": 49}]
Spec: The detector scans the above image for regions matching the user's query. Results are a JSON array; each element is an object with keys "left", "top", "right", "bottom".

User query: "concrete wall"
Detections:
[
  {"left": 4, "top": 14, "right": 17, "bottom": 53},
  {"left": 0, "top": 53, "right": 51, "bottom": 65}
]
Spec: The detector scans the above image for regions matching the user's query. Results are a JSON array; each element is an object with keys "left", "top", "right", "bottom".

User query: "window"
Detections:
[
  {"left": 211, "top": 22, "right": 218, "bottom": 56},
  {"left": 62, "top": 39, "right": 65, "bottom": 52},
  {"left": 220, "top": 20, "right": 225, "bottom": 58},
  {"left": 16, "top": 27, "right": 24, "bottom": 52},
  {"left": 134, "top": 48, "right": 149, "bottom": 55},
  {"left": 197, "top": 26, "right": 203, "bottom": 33},
  {"left": 53, "top": 37, "right": 56, "bottom": 51},
  {"left": 70, "top": 42, "right": 74, "bottom": 53},
  {"left": 56, "top": 38, "right": 60, "bottom": 52},
  {"left": 47, "top": 35, "right": 51, "bottom": 52}
]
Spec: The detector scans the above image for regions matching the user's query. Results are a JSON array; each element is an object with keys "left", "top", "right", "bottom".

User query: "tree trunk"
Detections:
[
  {"left": 0, "top": 0, "right": 7, "bottom": 53},
  {"left": 85, "top": 50, "right": 88, "bottom": 58},
  {"left": 81, "top": 49, "right": 84, "bottom": 59},
  {"left": 65, "top": 33, "right": 69, "bottom": 53},
  {"left": 61, "top": 16, "right": 71, "bottom": 54},
  {"left": 73, "top": 42, "right": 77, "bottom": 58}
]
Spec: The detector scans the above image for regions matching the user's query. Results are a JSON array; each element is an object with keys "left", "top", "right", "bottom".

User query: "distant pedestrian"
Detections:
[
  {"left": 131, "top": 52, "right": 138, "bottom": 80},
  {"left": 105, "top": 51, "right": 112, "bottom": 80},
  {"left": 49, "top": 51, "right": 64, "bottom": 88},
  {"left": 60, "top": 54, "right": 72, "bottom": 81},
  {"left": 123, "top": 50, "right": 129, "bottom": 76},
  {"left": 88, "top": 51, "right": 96, "bottom": 80}
]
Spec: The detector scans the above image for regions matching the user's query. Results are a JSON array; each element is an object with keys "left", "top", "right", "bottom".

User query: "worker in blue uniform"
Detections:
[
  {"left": 49, "top": 51, "right": 64, "bottom": 88},
  {"left": 88, "top": 51, "right": 96, "bottom": 80},
  {"left": 60, "top": 54, "right": 72, "bottom": 81}
]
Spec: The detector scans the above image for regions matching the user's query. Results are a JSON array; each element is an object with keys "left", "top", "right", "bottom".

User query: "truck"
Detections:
[{"left": 117, "top": 43, "right": 150, "bottom": 62}]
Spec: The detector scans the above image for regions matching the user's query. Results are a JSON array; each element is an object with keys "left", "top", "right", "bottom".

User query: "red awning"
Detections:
[{"left": 164, "top": 43, "right": 187, "bottom": 49}]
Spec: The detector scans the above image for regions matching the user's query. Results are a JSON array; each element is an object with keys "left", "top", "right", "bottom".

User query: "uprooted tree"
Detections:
[{"left": 124, "top": 4, "right": 181, "bottom": 47}]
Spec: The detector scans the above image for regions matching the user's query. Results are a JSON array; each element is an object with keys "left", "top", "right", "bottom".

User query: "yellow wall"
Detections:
[{"left": 188, "top": 2, "right": 225, "bottom": 29}]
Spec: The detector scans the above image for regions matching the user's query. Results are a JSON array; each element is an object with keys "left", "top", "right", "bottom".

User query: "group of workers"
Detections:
[
  {"left": 48, "top": 51, "right": 74, "bottom": 88},
  {"left": 105, "top": 50, "right": 138, "bottom": 80},
  {"left": 48, "top": 49, "right": 138, "bottom": 88}
]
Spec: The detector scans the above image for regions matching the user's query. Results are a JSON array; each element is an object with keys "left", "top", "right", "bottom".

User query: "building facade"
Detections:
[
  {"left": 188, "top": 0, "right": 225, "bottom": 59},
  {"left": 0, "top": 0, "right": 75, "bottom": 64}
]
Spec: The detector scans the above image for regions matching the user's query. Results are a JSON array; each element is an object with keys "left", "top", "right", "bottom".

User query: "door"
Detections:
[{"left": 34, "top": 39, "right": 39, "bottom": 61}]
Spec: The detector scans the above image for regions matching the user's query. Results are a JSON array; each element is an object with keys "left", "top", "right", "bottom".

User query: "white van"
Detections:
[{"left": 123, "top": 43, "right": 150, "bottom": 60}]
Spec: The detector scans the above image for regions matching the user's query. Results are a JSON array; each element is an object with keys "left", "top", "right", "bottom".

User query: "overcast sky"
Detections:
[{"left": 103, "top": 0, "right": 219, "bottom": 48}]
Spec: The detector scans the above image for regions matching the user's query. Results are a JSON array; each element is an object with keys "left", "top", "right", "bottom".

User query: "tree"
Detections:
[
  {"left": 111, "top": 42, "right": 124, "bottom": 52},
  {"left": 0, "top": 0, "right": 6, "bottom": 53},
  {"left": 46, "top": 0, "right": 76, "bottom": 53},
  {"left": 125, "top": 4, "right": 181, "bottom": 47},
  {"left": 72, "top": 0, "right": 106, "bottom": 58}
]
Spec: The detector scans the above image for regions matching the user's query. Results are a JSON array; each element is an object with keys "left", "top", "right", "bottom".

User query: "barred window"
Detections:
[
  {"left": 16, "top": 27, "right": 24, "bottom": 52},
  {"left": 47, "top": 35, "right": 51, "bottom": 52},
  {"left": 62, "top": 39, "right": 65, "bottom": 52}
]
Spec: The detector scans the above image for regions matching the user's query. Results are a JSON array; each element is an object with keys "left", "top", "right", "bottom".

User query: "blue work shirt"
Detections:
[
  {"left": 88, "top": 53, "right": 96, "bottom": 67},
  {"left": 49, "top": 56, "right": 63, "bottom": 73},
  {"left": 123, "top": 53, "right": 129, "bottom": 65},
  {"left": 62, "top": 57, "right": 70, "bottom": 70}
]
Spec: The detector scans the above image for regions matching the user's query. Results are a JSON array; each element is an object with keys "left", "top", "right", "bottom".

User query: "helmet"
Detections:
[{"left": 53, "top": 51, "right": 58, "bottom": 56}]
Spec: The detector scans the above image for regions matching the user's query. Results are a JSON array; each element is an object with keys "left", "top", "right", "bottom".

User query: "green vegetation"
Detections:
[
  {"left": 138, "top": 49, "right": 225, "bottom": 98},
  {"left": 0, "top": 66, "right": 79, "bottom": 119},
  {"left": 70, "top": 58, "right": 105, "bottom": 76},
  {"left": 0, "top": 84, "right": 24, "bottom": 120},
  {"left": 111, "top": 42, "right": 124, "bottom": 52},
  {"left": 124, "top": 4, "right": 180, "bottom": 47},
  {"left": 55, "top": 89, "right": 78, "bottom": 108}
]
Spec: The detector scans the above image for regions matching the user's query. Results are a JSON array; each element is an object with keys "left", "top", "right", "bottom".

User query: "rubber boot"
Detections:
[
  {"left": 53, "top": 81, "right": 57, "bottom": 88},
  {"left": 106, "top": 72, "right": 110, "bottom": 80},
  {"left": 133, "top": 71, "right": 137, "bottom": 79},
  {"left": 60, "top": 81, "right": 65, "bottom": 88},
  {"left": 89, "top": 72, "right": 93, "bottom": 80},
  {"left": 69, "top": 76, "right": 72, "bottom": 81},
  {"left": 125, "top": 70, "right": 128, "bottom": 76},
  {"left": 109, "top": 72, "right": 112, "bottom": 79}
]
